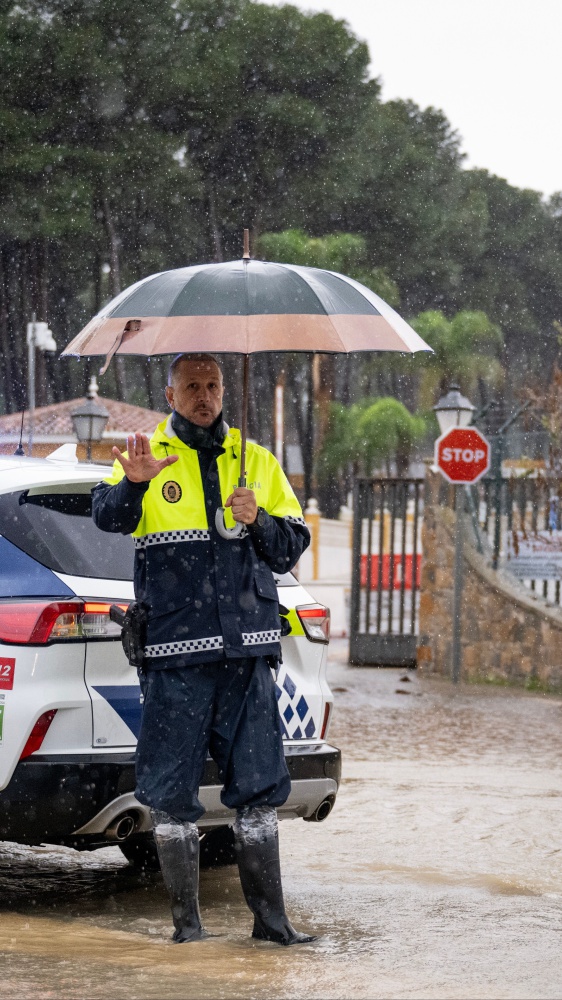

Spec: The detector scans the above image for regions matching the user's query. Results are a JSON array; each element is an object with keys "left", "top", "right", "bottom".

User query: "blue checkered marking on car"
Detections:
[
  {"left": 283, "top": 673, "right": 296, "bottom": 699},
  {"left": 93, "top": 685, "right": 142, "bottom": 738},
  {"left": 296, "top": 695, "right": 308, "bottom": 721},
  {"left": 275, "top": 667, "right": 317, "bottom": 740}
]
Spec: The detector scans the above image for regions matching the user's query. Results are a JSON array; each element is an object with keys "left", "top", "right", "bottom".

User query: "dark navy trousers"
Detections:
[{"left": 135, "top": 656, "right": 291, "bottom": 823}]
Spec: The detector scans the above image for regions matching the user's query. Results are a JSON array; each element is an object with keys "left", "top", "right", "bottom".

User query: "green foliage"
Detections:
[
  {"left": 256, "top": 229, "right": 400, "bottom": 306},
  {"left": 454, "top": 170, "right": 562, "bottom": 338},
  {"left": 411, "top": 309, "right": 504, "bottom": 408},
  {"left": 319, "top": 397, "right": 426, "bottom": 480},
  {"left": 352, "top": 268, "right": 401, "bottom": 309},
  {"left": 357, "top": 398, "right": 426, "bottom": 472},
  {"left": 146, "top": 0, "right": 373, "bottom": 254},
  {"left": 327, "top": 98, "right": 464, "bottom": 310},
  {"left": 257, "top": 229, "right": 364, "bottom": 271}
]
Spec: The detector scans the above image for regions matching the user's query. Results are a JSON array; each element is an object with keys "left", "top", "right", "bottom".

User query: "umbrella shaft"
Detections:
[{"left": 239, "top": 354, "right": 249, "bottom": 488}]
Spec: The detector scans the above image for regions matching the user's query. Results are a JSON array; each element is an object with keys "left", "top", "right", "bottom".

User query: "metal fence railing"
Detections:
[{"left": 438, "top": 476, "right": 562, "bottom": 603}]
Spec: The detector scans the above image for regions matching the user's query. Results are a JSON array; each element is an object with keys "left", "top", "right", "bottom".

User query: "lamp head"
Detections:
[
  {"left": 433, "top": 385, "right": 475, "bottom": 434},
  {"left": 70, "top": 395, "right": 109, "bottom": 446}
]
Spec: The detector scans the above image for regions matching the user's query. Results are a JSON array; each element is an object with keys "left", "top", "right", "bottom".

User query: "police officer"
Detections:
[{"left": 92, "top": 354, "right": 315, "bottom": 946}]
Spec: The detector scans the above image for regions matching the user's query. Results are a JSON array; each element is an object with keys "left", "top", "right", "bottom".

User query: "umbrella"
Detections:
[{"left": 62, "top": 232, "right": 432, "bottom": 537}]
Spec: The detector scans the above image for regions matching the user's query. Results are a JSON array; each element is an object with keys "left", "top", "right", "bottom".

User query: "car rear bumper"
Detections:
[{"left": 0, "top": 743, "right": 341, "bottom": 848}]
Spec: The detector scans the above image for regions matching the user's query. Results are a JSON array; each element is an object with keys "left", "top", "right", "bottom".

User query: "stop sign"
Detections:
[{"left": 435, "top": 426, "right": 491, "bottom": 484}]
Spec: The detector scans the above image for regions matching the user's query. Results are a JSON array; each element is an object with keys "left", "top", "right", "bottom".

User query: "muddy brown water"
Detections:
[{"left": 2, "top": 640, "right": 562, "bottom": 999}]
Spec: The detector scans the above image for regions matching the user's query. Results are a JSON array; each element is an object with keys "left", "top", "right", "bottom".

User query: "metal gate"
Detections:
[{"left": 350, "top": 478, "right": 424, "bottom": 666}]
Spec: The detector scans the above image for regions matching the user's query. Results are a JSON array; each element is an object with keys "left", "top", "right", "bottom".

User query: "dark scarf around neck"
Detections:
[{"left": 171, "top": 410, "right": 226, "bottom": 451}]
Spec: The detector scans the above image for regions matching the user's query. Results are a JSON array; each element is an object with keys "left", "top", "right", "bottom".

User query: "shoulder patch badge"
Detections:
[{"left": 162, "top": 480, "right": 182, "bottom": 503}]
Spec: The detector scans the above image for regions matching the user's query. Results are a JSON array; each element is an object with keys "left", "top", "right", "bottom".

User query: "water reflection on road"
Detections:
[{"left": 3, "top": 639, "right": 562, "bottom": 999}]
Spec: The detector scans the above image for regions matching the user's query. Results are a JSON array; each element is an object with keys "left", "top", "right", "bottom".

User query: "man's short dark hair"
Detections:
[{"left": 167, "top": 353, "right": 223, "bottom": 386}]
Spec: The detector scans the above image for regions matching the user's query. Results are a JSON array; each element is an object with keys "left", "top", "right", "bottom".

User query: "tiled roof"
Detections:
[{"left": 0, "top": 397, "right": 167, "bottom": 437}]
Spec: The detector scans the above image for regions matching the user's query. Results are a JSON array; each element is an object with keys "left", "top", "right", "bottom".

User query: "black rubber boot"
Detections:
[
  {"left": 233, "top": 805, "right": 317, "bottom": 946},
  {"left": 151, "top": 810, "right": 207, "bottom": 943}
]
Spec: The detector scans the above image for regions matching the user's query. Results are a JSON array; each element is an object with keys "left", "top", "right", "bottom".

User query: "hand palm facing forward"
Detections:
[{"left": 113, "top": 435, "right": 178, "bottom": 483}]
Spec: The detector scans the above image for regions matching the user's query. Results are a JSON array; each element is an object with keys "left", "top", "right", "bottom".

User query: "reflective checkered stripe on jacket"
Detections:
[
  {"left": 145, "top": 629, "right": 283, "bottom": 658},
  {"left": 134, "top": 529, "right": 210, "bottom": 548}
]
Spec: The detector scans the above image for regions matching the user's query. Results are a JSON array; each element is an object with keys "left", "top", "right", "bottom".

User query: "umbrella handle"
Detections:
[{"left": 215, "top": 507, "right": 246, "bottom": 539}]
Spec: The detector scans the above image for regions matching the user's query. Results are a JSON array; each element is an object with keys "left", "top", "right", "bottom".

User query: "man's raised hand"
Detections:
[{"left": 112, "top": 434, "right": 178, "bottom": 483}]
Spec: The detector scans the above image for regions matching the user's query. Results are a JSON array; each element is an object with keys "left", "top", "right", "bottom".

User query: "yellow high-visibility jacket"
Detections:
[{"left": 92, "top": 416, "right": 310, "bottom": 667}]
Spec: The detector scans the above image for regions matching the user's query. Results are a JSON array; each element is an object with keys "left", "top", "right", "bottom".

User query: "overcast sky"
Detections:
[{"left": 264, "top": 0, "right": 562, "bottom": 198}]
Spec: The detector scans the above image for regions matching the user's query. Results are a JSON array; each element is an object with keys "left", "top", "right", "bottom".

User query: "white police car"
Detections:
[{"left": 0, "top": 451, "right": 340, "bottom": 867}]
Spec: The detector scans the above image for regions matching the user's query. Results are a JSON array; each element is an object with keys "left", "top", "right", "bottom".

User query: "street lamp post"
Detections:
[
  {"left": 434, "top": 386, "right": 476, "bottom": 684},
  {"left": 70, "top": 376, "right": 109, "bottom": 461},
  {"left": 27, "top": 315, "right": 57, "bottom": 455}
]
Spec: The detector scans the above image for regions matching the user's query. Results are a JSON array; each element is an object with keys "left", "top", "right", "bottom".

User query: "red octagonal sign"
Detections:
[{"left": 435, "top": 426, "right": 491, "bottom": 484}]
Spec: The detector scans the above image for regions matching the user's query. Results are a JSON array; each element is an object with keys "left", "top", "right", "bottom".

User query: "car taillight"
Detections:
[
  {"left": 0, "top": 601, "right": 128, "bottom": 644},
  {"left": 296, "top": 604, "right": 330, "bottom": 643},
  {"left": 81, "top": 602, "right": 128, "bottom": 638},
  {"left": 20, "top": 710, "right": 57, "bottom": 759}
]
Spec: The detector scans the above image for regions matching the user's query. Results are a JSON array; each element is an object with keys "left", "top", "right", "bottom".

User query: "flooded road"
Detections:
[{"left": 3, "top": 640, "right": 562, "bottom": 999}]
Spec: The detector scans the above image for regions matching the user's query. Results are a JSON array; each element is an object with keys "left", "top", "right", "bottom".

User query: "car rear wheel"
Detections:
[{"left": 118, "top": 825, "right": 236, "bottom": 870}]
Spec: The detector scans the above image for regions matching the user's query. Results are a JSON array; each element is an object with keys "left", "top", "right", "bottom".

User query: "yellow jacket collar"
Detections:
[{"left": 151, "top": 416, "right": 240, "bottom": 451}]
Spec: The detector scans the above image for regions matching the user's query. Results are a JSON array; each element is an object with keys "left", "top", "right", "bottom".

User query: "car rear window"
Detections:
[
  {"left": 0, "top": 489, "right": 134, "bottom": 581},
  {"left": 0, "top": 535, "right": 76, "bottom": 598}
]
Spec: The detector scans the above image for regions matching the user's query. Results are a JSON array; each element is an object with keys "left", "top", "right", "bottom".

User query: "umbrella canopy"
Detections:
[
  {"left": 62, "top": 254, "right": 432, "bottom": 538},
  {"left": 61, "top": 259, "right": 431, "bottom": 366}
]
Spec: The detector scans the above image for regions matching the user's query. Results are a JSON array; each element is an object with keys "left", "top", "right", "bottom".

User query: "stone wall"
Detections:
[{"left": 418, "top": 471, "right": 562, "bottom": 690}]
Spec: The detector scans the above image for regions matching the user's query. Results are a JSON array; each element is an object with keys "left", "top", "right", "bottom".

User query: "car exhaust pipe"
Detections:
[
  {"left": 105, "top": 813, "right": 137, "bottom": 842},
  {"left": 303, "top": 796, "right": 334, "bottom": 823}
]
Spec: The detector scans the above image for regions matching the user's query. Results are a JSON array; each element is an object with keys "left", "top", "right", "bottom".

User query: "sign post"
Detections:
[{"left": 435, "top": 426, "right": 491, "bottom": 683}]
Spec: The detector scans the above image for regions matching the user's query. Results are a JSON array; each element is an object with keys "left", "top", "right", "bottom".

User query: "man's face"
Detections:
[{"left": 165, "top": 359, "right": 224, "bottom": 428}]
